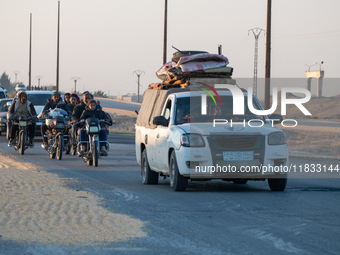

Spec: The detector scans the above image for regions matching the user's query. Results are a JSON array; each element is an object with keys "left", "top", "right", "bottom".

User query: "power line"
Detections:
[
  {"left": 70, "top": 77, "right": 80, "bottom": 93},
  {"left": 35, "top": 76, "right": 43, "bottom": 87},
  {"left": 133, "top": 70, "right": 145, "bottom": 102},
  {"left": 13, "top": 70, "right": 20, "bottom": 84},
  {"left": 249, "top": 28, "right": 265, "bottom": 97}
]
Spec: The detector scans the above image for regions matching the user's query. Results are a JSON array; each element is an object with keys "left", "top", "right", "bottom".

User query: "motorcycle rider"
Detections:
[
  {"left": 65, "top": 93, "right": 79, "bottom": 116},
  {"left": 41, "top": 91, "right": 67, "bottom": 149},
  {"left": 70, "top": 91, "right": 80, "bottom": 103},
  {"left": 78, "top": 99, "right": 112, "bottom": 155},
  {"left": 64, "top": 92, "right": 71, "bottom": 105},
  {"left": 7, "top": 90, "right": 37, "bottom": 147},
  {"left": 71, "top": 91, "right": 91, "bottom": 152}
]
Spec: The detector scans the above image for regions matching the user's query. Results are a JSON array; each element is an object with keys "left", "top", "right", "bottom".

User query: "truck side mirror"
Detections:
[
  {"left": 269, "top": 113, "right": 283, "bottom": 124},
  {"left": 153, "top": 116, "right": 168, "bottom": 126}
]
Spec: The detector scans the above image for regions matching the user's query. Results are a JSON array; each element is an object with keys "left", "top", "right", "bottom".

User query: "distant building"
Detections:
[{"left": 117, "top": 93, "right": 138, "bottom": 102}]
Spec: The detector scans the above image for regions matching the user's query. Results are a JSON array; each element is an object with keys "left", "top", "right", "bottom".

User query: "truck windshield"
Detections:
[
  {"left": 175, "top": 95, "right": 265, "bottom": 125},
  {"left": 27, "top": 94, "right": 51, "bottom": 106}
]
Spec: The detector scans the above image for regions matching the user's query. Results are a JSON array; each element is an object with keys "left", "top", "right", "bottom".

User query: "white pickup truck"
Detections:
[{"left": 135, "top": 78, "right": 288, "bottom": 191}]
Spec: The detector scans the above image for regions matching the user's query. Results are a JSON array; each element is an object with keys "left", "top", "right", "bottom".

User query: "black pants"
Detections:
[
  {"left": 10, "top": 122, "right": 35, "bottom": 141},
  {"left": 71, "top": 123, "right": 80, "bottom": 146},
  {"left": 41, "top": 123, "right": 48, "bottom": 143}
]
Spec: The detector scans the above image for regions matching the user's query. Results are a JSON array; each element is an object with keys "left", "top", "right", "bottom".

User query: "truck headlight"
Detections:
[
  {"left": 181, "top": 134, "right": 205, "bottom": 147},
  {"left": 268, "top": 132, "right": 286, "bottom": 145}
]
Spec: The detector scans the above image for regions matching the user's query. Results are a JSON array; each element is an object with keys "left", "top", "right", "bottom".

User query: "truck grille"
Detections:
[{"left": 213, "top": 135, "right": 258, "bottom": 149}]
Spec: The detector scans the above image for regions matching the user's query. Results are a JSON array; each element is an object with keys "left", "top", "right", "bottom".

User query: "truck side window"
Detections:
[{"left": 163, "top": 99, "right": 172, "bottom": 121}]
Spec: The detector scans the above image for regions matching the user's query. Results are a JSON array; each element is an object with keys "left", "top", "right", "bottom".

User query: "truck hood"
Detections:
[
  {"left": 35, "top": 106, "right": 44, "bottom": 115},
  {"left": 177, "top": 122, "right": 283, "bottom": 136}
]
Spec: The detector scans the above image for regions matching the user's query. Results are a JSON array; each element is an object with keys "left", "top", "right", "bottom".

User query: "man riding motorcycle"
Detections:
[
  {"left": 40, "top": 91, "right": 67, "bottom": 149},
  {"left": 71, "top": 91, "right": 91, "bottom": 153},
  {"left": 7, "top": 91, "right": 37, "bottom": 147},
  {"left": 78, "top": 99, "right": 112, "bottom": 155}
]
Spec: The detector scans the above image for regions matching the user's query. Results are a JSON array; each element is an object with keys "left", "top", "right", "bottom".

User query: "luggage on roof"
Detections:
[
  {"left": 171, "top": 50, "right": 208, "bottom": 62},
  {"left": 153, "top": 50, "right": 234, "bottom": 89}
]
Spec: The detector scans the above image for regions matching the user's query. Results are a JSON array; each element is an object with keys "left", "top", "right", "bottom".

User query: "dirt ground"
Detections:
[
  {"left": 283, "top": 129, "right": 340, "bottom": 158},
  {"left": 0, "top": 154, "right": 146, "bottom": 245},
  {"left": 110, "top": 115, "right": 137, "bottom": 133}
]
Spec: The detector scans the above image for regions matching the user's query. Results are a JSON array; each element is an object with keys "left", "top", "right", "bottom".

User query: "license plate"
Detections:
[
  {"left": 89, "top": 126, "right": 98, "bottom": 132},
  {"left": 19, "top": 121, "right": 27, "bottom": 127},
  {"left": 55, "top": 123, "right": 64, "bottom": 129},
  {"left": 223, "top": 151, "right": 254, "bottom": 161}
]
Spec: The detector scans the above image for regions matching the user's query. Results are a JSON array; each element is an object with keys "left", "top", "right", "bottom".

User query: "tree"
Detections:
[
  {"left": 0, "top": 72, "right": 15, "bottom": 91},
  {"left": 92, "top": 90, "right": 107, "bottom": 98}
]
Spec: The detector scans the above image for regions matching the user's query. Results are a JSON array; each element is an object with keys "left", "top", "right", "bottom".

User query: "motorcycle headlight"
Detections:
[
  {"left": 180, "top": 134, "right": 205, "bottom": 147},
  {"left": 0, "top": 117, "right": 5, "bottom": 123},
  {"left": 53, "top": 122, "right": 64, "bottom": 129},
  {"left": 268, "top": 132, "right": 286, "bottom": 145}
]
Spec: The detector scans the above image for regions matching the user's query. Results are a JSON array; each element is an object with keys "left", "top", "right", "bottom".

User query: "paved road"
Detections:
[
  {"left": 99, "top": 98, "right": 141, "bottom": 112},
  {"left": 0, "top": 134, "right": 340, "bottom": 254}
]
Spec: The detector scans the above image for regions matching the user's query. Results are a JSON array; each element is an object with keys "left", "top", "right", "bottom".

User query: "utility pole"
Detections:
[
  {"left": 29, "top": 13, "right": 32, "bottom": 91},
  {"left": 163, "top": 0, "right": 168, "bottom": 64},
  {"left": 56, "top": 0, "right": 60, "bottom": 92},
  {"left": 13, "top": 71, "right": 20, "bottom": 84},
  {"left": 249, "top": 28, "right": 265, "bottom": 97},
  {"left": 218, "top": 45, "right": 222, "bottom": 55},
  {"left": 133, "top": 70, "right": 145, "bottom": 102},
  {"left": 35, "top": 75, "right": 43, "bottom": 88},
  {"left": 264, "top": 0, "right": 271, "bottom": 109},
  {"left": 70, "top": 77, "right": 80, "bottom": 92}
]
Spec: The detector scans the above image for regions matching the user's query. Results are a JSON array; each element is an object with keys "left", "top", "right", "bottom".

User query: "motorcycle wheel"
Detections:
[
  {"left": 6, "top": 122, "right": 11, "bottom": 140},
  {"left": 93, "top": 140, "right": 98, "bottom": 167},
  {"left": 65, "top": 143, "right": 70, "bottom": 155},
  {"left": 50, "top": 148, "right": 56, "bottom": 159},
  {"left": 56, "top": 134, "right": 64, "bottom": 160},
  {"left": 19, "top": 131, "right": 25, "bottom": 155}
]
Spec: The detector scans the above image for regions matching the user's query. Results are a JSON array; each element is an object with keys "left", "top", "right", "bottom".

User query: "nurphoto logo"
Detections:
[
  {"left": 199, "top": 84, "right": 312, "bottom": 128},
  {"left": 201, "top": 84, "right": 312, "bottom": 116}
]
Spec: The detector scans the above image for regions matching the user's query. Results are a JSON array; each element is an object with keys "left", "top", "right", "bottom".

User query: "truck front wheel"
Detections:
[
  {"left": 169, "top": 151, "right": 188, "bottom": 191},
  {"left": 141, "top": 149, "right": 158, "bottom": 184},
  {"left": 268, "top": 174, "right": 287, "bottom": 191}
]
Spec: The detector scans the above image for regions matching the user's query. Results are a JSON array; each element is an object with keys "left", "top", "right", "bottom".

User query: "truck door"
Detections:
[{"left": 154, "top": 98, "right": 172, "bottom": 172}]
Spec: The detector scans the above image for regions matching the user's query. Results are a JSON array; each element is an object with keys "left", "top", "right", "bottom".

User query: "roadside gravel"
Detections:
[{"left": 0, "top": 154, "right": 146, "bottom": 245}]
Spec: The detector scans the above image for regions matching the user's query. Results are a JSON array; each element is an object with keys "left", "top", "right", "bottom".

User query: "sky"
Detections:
[{"left": 0, "top": 0, "right": 339, "bottom": 98}]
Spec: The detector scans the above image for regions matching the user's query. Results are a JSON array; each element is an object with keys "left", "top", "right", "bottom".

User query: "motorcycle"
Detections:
[
  {"left": 9, "top": 116, "right": 34, "bottom": 155},
  {"left": 42, "top": 108, "right": 71, "bottom": 160},
  {"left": 78, "top": 117, "right": 110, "bottom": 167}
]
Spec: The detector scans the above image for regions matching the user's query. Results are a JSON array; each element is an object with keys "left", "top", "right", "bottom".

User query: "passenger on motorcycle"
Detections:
[
  {"left": 7, "top": 91, "right": 37, "bottom": 147},
  {"left": 65, "top": 93, "right": 78, "bottom": 116},
  {"left": 70, "top": 91, "right": 80, "bottom": 103},
  {"left": 41, "top": 91, "right": 67, "bottom": 148},
  {"left": 71, "top": 91, "right": 91, "bottom": 152},
  {"left": 78, "top": 99, "right": 112, "bottom": 155},
  {"left": 64, "top": 93, "right": 71, "bottom": 105}
]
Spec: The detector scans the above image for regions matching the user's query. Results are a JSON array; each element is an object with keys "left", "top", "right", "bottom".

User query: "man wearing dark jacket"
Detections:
[
  {"left": 65, "top": 93, "right": 78, "bottom": 116},
  {"left": 70, "top": 91, "right": 91, "bottom": 154},
  {"left": 7, "top": 91, "right": 37, "bottom": 147},
  {"left": 78, "top": 99, "right": 112, "bottom": 155},
  {"left": 41, "top": 91, "right": 67, "bottom": 148}
]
